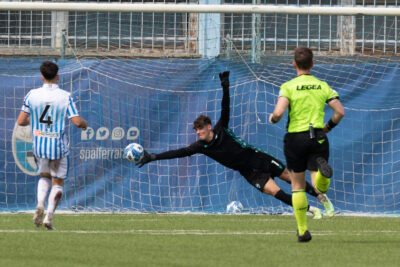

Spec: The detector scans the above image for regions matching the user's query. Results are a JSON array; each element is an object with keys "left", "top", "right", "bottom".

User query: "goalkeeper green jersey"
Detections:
[{"left": 279, "top": 74, "right": 339, "bottom": 133}]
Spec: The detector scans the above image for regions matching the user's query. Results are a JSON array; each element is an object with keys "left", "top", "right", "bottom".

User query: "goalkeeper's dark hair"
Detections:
[
  {"left": 294, "top": 47, "right": 313, "bottom": 70},
  {"left": 193, "top": 115, "right": 212, "bottom": 129},
  {"left": 40, "top": 61, "right": 59, "bottom": 81}
]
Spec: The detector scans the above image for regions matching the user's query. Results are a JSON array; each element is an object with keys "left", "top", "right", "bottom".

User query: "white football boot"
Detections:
[
  {"left": 43, "top": 218, "right": 56, "bottom": 230},
  {"left": 33, "top": 205, "right": 44, "bottom": 227}
]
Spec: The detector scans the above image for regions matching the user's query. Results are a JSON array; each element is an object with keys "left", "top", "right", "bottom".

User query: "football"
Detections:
[
  {"left": 124, "top": 143, "right": 144, "bottom": 163},
  {"left": 226, "top": 201, "right": 244, "bottom": 213}
]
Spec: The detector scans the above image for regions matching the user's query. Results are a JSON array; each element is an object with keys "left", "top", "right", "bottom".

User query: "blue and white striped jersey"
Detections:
[{"left": 21, "top": 84, "right": 79, "bottom": 159}]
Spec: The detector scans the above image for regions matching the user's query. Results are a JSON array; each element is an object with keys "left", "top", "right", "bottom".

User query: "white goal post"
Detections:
[{"left": 1, "top": 2, "right": 400, "bottom": 16}]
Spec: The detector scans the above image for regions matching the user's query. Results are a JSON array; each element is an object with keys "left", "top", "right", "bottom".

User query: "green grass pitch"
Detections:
[{"left": 1, "top": 213, "right": 399, "bottom": 266}]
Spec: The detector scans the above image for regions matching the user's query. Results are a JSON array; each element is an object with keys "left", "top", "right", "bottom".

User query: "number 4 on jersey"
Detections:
[{"left": 40, "top": 105, "right": 53, "bottom": 128}]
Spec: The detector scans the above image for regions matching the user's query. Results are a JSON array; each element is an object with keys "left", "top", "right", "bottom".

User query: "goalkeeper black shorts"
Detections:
[
  {"left": 284, "top": 130, "right": 330, "bottom": 173},
  {"left": 239, "top": 154, "right": 285, "bottom": 192}
]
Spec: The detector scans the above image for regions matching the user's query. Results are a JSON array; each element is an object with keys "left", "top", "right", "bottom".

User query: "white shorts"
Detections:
[{"left": 36, "top": 157, "right": 69, "bottom": 179}]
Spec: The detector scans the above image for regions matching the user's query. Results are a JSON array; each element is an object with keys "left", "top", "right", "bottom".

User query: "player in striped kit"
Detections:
[{"left": 17, "top": 61, "right": 87, "bottom": 230}]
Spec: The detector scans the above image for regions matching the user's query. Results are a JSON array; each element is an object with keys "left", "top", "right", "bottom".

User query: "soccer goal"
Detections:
[{"left": 1, "top": 2, "right": 399, "bottom": 215}]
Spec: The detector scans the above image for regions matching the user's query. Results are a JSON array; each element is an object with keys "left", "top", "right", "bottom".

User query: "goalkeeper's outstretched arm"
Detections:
[
  {"left": 218, "top": 71, "right": 230, "bottom": 128},
  {"left": 136, "top": 144, "right": 199, "bottom": 168}
]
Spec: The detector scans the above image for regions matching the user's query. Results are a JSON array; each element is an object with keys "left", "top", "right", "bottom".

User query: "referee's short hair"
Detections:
[
  {"left": 294, "top": 47, "right": 313, "bottom": 70},
  {"left": 40, "top": 61, "right": 59, "bottom": 81},
  {"left": 193, "top": 115, "right": 212, "bottom": 129}
]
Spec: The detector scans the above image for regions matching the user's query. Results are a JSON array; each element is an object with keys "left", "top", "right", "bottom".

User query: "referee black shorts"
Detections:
[
  {"left": 239, "top": 153, "right": 285, "bottom": 192},
  {"left": 284, "top": 129, "right": 329, "bottom": 173}
]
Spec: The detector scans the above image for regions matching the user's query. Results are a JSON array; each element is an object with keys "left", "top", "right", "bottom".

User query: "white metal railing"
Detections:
[{"left": 0, "top": 2, "right": 399, "bottom": 56}]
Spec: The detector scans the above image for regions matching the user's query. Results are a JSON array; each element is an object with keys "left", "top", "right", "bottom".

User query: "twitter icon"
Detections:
[{"left": 96, "top": 127, "right": 110, "bottom": 140}]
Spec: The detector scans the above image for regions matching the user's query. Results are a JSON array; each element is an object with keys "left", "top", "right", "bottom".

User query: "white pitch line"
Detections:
[
  {"left": 0, "top": 229, "right": 399, "bottom": 236},
  {"left": 0, "top": 229, "right": 294, "bottom": 235},
  {"left": 94, "top": 219, "right": 161, "bottom": 222}
]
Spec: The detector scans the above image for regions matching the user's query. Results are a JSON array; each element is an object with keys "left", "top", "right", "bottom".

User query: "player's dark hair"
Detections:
[
  {"left": 294, "top": 47, "right": 313, "bottom": 70},
  {"left": 193, "top": 115, "right": 212, "bottom": 129},
  {"left": 40, "top": 61, "right": 59, "bottom": 81}
]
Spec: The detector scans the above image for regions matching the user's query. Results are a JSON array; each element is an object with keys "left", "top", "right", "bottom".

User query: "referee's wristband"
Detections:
[{"left": 325, "top": 119, "right": 337, "bottom": 130}]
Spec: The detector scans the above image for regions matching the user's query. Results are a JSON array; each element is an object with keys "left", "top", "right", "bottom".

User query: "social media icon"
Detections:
[
  {"left": 112, "top": 127, "right": 125, "bottom": 140},
  {"left": 81, "top": 127, "right": 94, "bottom": 140},
  {"left": 127, "top": 127, "right": 139, "bottom": 140},
  {"left": 96, "top": 127, "right": 109, "bottom": 140}
]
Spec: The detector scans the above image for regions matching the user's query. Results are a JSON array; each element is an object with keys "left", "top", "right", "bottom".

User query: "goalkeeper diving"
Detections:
[{"left": 135, "top": 71, "right": 334, "bottom": 217}]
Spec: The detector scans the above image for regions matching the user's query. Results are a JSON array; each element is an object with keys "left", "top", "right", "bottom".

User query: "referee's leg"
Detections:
[
  {"left": 290, "top": 171, "right": 311, "bottom": 240},
  {"left": 284, "top": 133, "right": 312, "bottom": 241}
]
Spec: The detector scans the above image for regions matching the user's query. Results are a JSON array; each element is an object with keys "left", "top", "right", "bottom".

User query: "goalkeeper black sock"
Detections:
[
  {"left": 305, "top": 182, "right": 319, "bottom": 197},
  {"left": 283, "top": 178, "right": 318, "bottom": 197},
  {"left": 274, "top": 189, "right": 292, "bottom": 206}
]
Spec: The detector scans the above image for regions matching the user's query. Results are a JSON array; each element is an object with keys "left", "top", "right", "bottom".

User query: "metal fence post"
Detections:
[
  {"left": 251, "top": 0, "right": 261, "bottom": 63},
  {"left": 339, "top": 0, "right": 356, "bottom": 55},
  {"left": 51, "top": 1, "right": 68, "bottom": 55},
  {"left": 224, "top": 34, "right": 232, "bottom": 59},
  {"left": 61, "top": 29, "right": 66, "bottom": 59}
]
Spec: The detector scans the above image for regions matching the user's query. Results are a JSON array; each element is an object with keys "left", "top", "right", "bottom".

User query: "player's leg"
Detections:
[
  {"left": 313, "top": 157, "right": 332, "bottom": 193},
  {"left": 263, "top": 177, "right": 292, "bottom": 205},
  {"left": 34, "top": 158, "right": 52, "bottom": 227},
  {"left": 43, "top": 158, "right": 67, "bottom": 230},
  {"left": 310, "top": 131, "right": 332, "bottom": 194},
  {"left": 43, "top": 177, "right": 63, "bottom": 230},
  {"left": 240, "top": 169, "right": 291, "bottom": 206},
  {"left": 283, "top": 132, "right": 311, "bottom": 242},
  {"left": 262, "top": 177, "right": 322, "bottom": 219},
  {"left": 259, "top": 156, "right": 299, "bottom": 209},
  {"left": 290, "top": 170, "right": 310, "bottom": 241},
  {"left": 279, "top": 168, "right": 327, "bottom": 203},
  {"left": 310, "top": 170, "right": 334, "bottom": 217},
  {"left": 308, "top": 131, "right": 334, "bottom": 217}
]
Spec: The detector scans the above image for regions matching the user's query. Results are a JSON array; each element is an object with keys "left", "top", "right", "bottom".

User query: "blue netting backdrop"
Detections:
[{"left": 1, "top": 58, "right": 399, "bottom": 214}]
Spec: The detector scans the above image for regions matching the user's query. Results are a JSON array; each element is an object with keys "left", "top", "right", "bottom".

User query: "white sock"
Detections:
[
  {"left": 37, "top": 178, "right": 51, "bottom": 208},
  {"left": 45, "top": 185, "right": 63, "bottom": 222}
]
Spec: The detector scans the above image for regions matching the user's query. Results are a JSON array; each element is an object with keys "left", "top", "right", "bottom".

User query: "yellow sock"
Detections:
[
  {"left": 292, "top": 190, "right": 308, "bottom": 235},
  {"left": 315, "top": 170, "right": 330, "bottom": 193}
]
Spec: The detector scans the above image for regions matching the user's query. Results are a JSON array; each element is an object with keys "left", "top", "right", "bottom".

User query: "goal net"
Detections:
[{"left": 1, "top": 2, "right": 399, "bottom": 215}]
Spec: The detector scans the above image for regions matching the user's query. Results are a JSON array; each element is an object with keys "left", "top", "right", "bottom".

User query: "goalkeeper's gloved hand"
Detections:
[
  {"left": 135, "top": 150, "right": 156, "bottom": 168},
  {"left": 219, "top": 71, "right": 230, "bottom": 89}
]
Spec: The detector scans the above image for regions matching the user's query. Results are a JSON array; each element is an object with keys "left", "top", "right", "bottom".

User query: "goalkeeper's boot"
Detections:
[
  {"left": 33, "top": 205, "right": 44, "bottom": 227},
  {"left": 310, "top": 207, "right": 322, "bottom": 220},
  {"left": 320, "top": 194, "right": 335, "bottom": 217},
  {"left": 43, "top": 218, "right": 56, "bottom": 231},
  {"left": 297, "top": 230, "right": 312, "bottom": 242}
]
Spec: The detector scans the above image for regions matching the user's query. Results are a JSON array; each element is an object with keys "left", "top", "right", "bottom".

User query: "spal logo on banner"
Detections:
[
  {"left": 12, "top": 123, "right": 140, "bottom": 175},
  {"left": 12, "top": 123, "right": 37, "bottom": 176}
]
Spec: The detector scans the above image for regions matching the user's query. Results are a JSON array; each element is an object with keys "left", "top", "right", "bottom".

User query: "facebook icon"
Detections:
[{"left": 81, "top": 127, "right": 94, "bottom": 140}]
